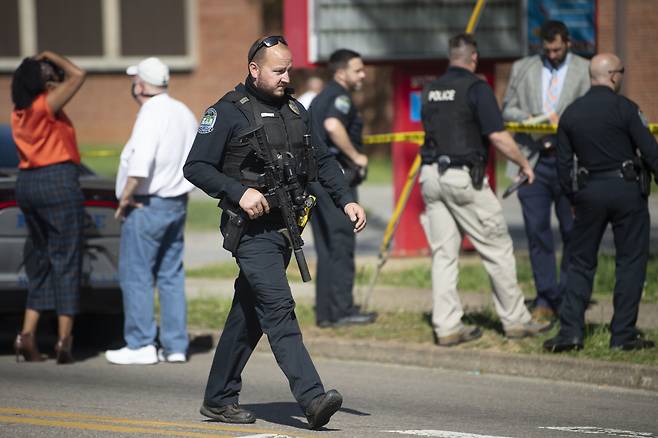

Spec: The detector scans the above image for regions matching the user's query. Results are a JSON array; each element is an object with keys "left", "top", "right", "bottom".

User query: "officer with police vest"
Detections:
[
  {"left": 544, "top": 53, "right": 658, "bottom": 353},
  {"left": 308, "top": 49, "right": 376, "bottom": 328},
  {"left": 419, "top": 33, "right": 550, "bottom": 346},
  {"left": 183, "top": 36, "right": 366, "bottom": 429}
]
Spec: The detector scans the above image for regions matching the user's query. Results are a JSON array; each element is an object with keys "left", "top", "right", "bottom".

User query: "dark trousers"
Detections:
[
  {"left": 517, "top": 155, "right": 573, "bottom": 311},
  {"left": 309, "top": 183, "right": 356, "bottom": 323},
  {"left": 204, "top": 224, "right": 324, "bottom": 410},
  {"left": 15, "top": 162, "right": 84, "bottom": 315},
  {"left": 558, "top": 178, "right": 649, "bottom": 347}
]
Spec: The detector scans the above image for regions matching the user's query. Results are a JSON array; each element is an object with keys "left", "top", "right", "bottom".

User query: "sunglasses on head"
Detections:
[{"left": 248, "top": 35, "right": 288, "bottom": 62}]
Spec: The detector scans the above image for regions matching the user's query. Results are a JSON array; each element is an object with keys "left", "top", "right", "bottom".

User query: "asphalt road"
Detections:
[{"left": 1, "top": 346, "right": 657, "bottom": 438}]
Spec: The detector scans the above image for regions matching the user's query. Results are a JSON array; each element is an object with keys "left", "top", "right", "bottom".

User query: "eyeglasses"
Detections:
[
  {"left": 248, "top": 35, "right": 288, "bottom": 62},
  {"left": 608, "top": 67, "right": 625, "bottom": 75}
]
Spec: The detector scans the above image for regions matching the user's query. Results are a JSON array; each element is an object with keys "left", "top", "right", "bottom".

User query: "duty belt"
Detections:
[
  {"left": 586, "top": 168, "right": 623, "bottom": 180},
  {"left": 437, "top": 155, "right": 472, "bottom": 173}
]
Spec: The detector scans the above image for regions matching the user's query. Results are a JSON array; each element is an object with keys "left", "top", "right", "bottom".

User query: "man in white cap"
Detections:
[{"left": 105, "top": 57, "right": 198, "bottom": 365}]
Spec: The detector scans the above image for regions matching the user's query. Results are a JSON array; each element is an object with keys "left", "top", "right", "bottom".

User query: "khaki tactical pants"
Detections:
[{"left": 419, "top": 164, "right": 531, "bottom": 338}]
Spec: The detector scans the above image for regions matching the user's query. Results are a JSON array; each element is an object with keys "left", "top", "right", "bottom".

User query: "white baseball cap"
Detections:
[{"left": 126, "top": 57, "right": 169, "bottom": 86}]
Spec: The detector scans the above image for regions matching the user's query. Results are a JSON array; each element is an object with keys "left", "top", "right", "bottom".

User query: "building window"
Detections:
[
  {"left": 120, "top": 0, "right": 187, "bottom": 56},
  {"left": 0, "top": 0, "right": 196, "bottom": 72},
  {"left": 36, "top": 0, "right": 104, "bottom": 56},
  {"left": 0, "top": 0, "right": 21, "bottom": 57}
]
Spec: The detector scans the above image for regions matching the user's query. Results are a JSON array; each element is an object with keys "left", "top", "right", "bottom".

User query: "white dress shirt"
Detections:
[
  {"left": 116, "top": 93, "right": 198, "bottom": 199},
  {"left": 297, "top": 90, "right": 318, "bottom": 110},
  {"left": 541, "top": 53, "right": 571, "bottom": 114}
]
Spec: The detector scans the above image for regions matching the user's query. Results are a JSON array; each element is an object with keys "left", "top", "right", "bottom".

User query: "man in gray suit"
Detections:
[{"left": 502, "top": 20, "right": 590, "bottom": 322}]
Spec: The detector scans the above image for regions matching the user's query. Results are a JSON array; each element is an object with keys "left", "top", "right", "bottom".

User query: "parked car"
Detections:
[{"left": 0, "top": 124, "right": 122, "bottom": 316}]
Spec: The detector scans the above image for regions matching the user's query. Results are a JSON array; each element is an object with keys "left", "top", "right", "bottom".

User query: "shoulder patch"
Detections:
[
  {"left": 198, "top": 107, "right": 217, "bottom": 134},
  {"left": 639, "top": 110, "right": 649, "bottom": 128},
  {"left": 288, "top": 100, "right": 300, "bottom": 115},
  {"left": 334, "top": 95, "right": 351, "bottom": 114}
]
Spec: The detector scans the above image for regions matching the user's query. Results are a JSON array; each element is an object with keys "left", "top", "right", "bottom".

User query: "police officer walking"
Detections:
[
  {"left": 183, "top": 36, "right": 366, "bottom": 429},
  {"left": 420, "top": 34, "right": 551, "bottom": 346},
  {"left": 308, "top": 49, "right": 376, "bottom": 327},
  {"left": 544, "top": 53, "right": 658, "bottom": 352}
]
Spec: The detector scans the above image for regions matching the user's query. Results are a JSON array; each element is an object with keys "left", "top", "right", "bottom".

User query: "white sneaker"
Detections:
[
  {"left": 105, "top": 345, "right": 158, "bottom": 365},
  {"left": 157, "top": 349, "right": 187, "bottom": 363}
]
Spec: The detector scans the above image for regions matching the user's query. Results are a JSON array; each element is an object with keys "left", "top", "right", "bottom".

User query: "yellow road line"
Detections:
[
  {"left": 0, "top": 408, "right": 310, "bottom": 437},
  {"left": 0, "top": 415, "right": 232, "bottom": 437}
]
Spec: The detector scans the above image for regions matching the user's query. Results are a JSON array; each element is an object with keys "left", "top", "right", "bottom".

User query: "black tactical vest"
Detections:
[
  {"left": 421, "top": 71, "right": 485, "bottom": 163},
  {"left": 220, "top": 86, "right": 310, "bottom": 187}
]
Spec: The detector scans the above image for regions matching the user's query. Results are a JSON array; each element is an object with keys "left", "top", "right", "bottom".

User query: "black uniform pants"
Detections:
[
  {"left": 204, "top": 223, "right": 325, "bottom": 410},
  {"left": 558, "top": 178, "right": 649, "bottom": 347},
  {"left": 309, "top": 183, "right": 357, "bottom": 323},
  {"left": 517, "top": 155, "right": 573, "bottom": 311}
]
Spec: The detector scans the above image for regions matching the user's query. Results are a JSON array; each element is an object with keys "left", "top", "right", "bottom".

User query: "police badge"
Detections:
[
  {"left": 198, "top": 108, "right": 217, "bottom": 134},
  {"left": 334, "top": 95, "right": 351, "bottom": 114}
]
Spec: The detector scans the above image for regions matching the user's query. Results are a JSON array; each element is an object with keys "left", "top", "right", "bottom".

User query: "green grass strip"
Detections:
[{"left": 186, "top": 296, "right": 658, "bottom": 366}]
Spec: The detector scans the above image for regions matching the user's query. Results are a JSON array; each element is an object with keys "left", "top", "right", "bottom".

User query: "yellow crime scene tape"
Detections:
[
  {"left": 362, "top": 123, "right": 658, "bottom": 145},
  {"left": 81, "top": 123, "right": 658, "bottom": 157}
]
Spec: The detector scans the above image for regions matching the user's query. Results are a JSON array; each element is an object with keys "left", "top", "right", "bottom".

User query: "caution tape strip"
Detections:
[
  {"left": 80, "top": 124, "right": 658, "bottom": 157},
  {"left": 80, "top": 149, "right": 121, "bottom": 158},
  {"left": 362, "top": 123, "right": 658, "bottom": 145}
]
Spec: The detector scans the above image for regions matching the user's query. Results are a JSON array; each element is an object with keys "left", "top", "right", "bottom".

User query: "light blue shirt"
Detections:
[{"left": 541, "top": 53, "right": 571, "bottom": 113}]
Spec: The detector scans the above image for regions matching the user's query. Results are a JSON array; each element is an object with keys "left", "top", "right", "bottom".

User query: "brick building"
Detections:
[
  {"left": 0, "top": 0, "right": 656, "bottom": 147},
  {"left": 0, "top": 0, "right": 274, "bottom": 145}
]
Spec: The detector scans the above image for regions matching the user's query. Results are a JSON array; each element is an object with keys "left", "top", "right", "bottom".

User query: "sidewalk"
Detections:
[
  {"left": 187, "top": 276, "right": 658, "bottom": 330},
  {"left": 184, "top": 184, "right": 658, "bottom": 392}
]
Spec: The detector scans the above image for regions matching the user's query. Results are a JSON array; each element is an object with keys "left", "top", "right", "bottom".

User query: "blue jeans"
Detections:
[{"left": 119, "top": 195, "right": 189, "bottom": 354}]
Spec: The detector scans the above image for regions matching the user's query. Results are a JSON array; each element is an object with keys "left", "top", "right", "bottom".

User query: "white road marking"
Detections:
[
  {"left": 539, "top": 427, "right": 655, "bottom": 437},
  {"left": 238, "top": 435, "right": 293, "bottom": 438},
  {"left": 384, "top": 431, "right": 515, "bottom": 438}
]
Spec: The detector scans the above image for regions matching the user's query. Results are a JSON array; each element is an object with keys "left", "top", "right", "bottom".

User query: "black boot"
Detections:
[
  {"left": 305, "top": 389, "right": 343, "bottom": 430},
  {"left": 543, "top": 334, "right": 584, "bottom": 353},
  {"left": 200, "top": 403, "right": 256, "bottom": 424}
]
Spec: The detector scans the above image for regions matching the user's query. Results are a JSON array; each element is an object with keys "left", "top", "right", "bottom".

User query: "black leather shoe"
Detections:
[
  {"left": 332, "top": 312, "right": 377, "bottom": 327},
  {"left": 543, "top": 334, "right": 583, "bottom": 353},
  {"left": 200, "top": 403, "right": 256, "bottom": 424},
  {"left": 305, "top": 389, "right": 343, "bottom": 430},
  {"left": 611, "top": 337, "right": 655, "bottom": 351}
]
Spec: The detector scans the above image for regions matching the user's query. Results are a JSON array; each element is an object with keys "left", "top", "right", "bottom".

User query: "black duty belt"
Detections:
[{"left": 587, "top": 169, "right": 622, "bottom": 180}]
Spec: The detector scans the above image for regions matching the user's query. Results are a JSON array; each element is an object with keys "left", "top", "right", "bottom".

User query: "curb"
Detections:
[
  {"left": 301, "top": 336, "right": 658, "bottom": 392},
  {"left": 191, "top": 330, "right": 658, "bottom": 393}
]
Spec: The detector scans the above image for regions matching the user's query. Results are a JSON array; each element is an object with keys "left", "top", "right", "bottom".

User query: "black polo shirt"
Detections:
[
  {"left": 557, "top": 85, "right": 658, "bottom": 195},
  {"left": 308, "top": 80, "right": 363, "bottom": 156}
]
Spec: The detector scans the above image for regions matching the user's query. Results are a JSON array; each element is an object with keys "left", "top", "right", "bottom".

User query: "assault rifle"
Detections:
[{"left": 240, "top": 127, "right": 315, "bottom": 282}]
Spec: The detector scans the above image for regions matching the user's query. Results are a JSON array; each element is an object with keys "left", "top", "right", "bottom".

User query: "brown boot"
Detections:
[
  {"left": 14, "top": 333, "right": 44, "bottom": 362},
  {"left": 54, "top": 336, "right": 74, "bottom": 364}
]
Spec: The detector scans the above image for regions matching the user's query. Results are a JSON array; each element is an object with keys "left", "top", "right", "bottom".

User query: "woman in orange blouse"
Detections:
[{"left": 11, "top": 51, "right": 86, "bottom": 364}]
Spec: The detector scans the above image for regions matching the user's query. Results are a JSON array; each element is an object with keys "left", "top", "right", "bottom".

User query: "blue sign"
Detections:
[
  {"left": 528, "top": 0, "right": 596, "bottom": 56},
  {"left": 410, "top": 91, "right": 421, "bottom": 122}
]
